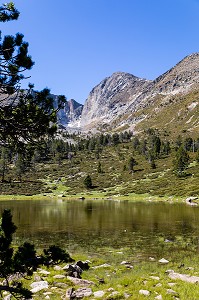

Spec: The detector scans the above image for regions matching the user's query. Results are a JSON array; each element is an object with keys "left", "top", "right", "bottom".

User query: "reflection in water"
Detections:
[{"left": 0, "top": 199, "right": 199, "bottom": 256}]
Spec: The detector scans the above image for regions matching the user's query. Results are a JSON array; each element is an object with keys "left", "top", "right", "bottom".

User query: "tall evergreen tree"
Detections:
[
  {"left": 173, "top": 146, "right": 189, "bottom": 176},
  {"left": 0, "top": 2, "right": 66, "bottom": 150},
  {"left": 128, "top": 157, "right": 137, "bottom": 173},
  {"left": 0, "top": 147, "right": 9, "bottom": 182},
  {"left": 84, "top": 175, "right": 92, "bottom": 189}
]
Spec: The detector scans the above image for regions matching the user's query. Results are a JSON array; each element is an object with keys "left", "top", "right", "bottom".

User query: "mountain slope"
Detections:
[
  {"left": 80, "top": 53, "right": 199, "bottom": 136},
  {"left": 80, "top": 72, "right": 151, "bottom": 130}
]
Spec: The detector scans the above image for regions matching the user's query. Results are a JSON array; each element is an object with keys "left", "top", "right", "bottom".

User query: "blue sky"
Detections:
[{"left": 1, "top": 0, "right": 199, "bottom": 104}]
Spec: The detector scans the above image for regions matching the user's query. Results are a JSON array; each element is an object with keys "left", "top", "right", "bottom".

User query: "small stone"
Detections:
[
  {"left": 75, "top": 287, "right": 93, "bottom": 298},
  {"left": 124, "top": 292, "right": 131, "bottom": 298},
  {"left": 33, "top": 274, "right": 42, "bottom": 281},
  {"left": 93, "top": 290, "right": 105, "bottom": 298},
  {"left": 159, "top": 258, "right": 169, "bottom": 264},
  {"left": 126, "top": 265, "right": 133, "bottom": 269},
  {"left": 168, "top": 282, "right": 176, "bottom": 287},
  {"left": 43, "top": 292, "right": 53, "bottom": 295},
  {"left": 67, "top": 276, "right": 95, "bottom": 286},
  {"left": 150, "top": 276, "right": 160, "bottom": 280},
  {"left": 107, "top": 288, "right": 114, "bottom": 292},
  {"left": 149, "top": 257, "right": 155, "bottom": 261},
  {"left": 92, "top": 263, "right": 111, "bottom": 269},
  {"left": 109, "top": 291, "right": 119, "bottom": 297},
  {"left": 155, "top": 283, "right": 162, "bottom": 288},
  {"left": 45, "top": 296, "right": 50, "bottom": 300},
  {"left": 167, "top": 289, "right": 178, "bottom": 295},
  {"left": 139, "top": 289, "right": 150, "bottom": 296},
  {"left": 121, "top": 261, "right": 131, "bottom": 265},
  {"left": 54, "top": 265, "right": 62, "bottom": 271},
  {"left": 155, "top": 295, "right": 163, "bottom": 300}
]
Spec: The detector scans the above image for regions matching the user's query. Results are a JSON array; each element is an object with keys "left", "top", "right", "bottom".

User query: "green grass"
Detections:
[
  {"left": 0, "top": 141, "right": 198, "bottom": 202},
  {"left": 11, "top": 246, "right": 199, "bottom": 300}
]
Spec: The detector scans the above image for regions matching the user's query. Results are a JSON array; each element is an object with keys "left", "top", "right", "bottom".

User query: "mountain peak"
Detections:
[{"left": 79, "top": 53, "right": 199, "bottom": 132}]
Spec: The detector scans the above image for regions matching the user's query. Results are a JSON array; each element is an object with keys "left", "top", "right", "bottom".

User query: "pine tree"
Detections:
[
  {"left": 173, "top": 146, "right": 189, "bottom": 176},
  {"left": 0, "top": 2, "right": 66, "bottom": 150},
  {"left": 128, "top": 157, "right": 137, "bottom": 173},
  {"left": 14, "top": 153, "right": 27, "bottom": 181},
  {"left": 97, "top": 161, "right": 102, "bottom": 173},
  {"left": 0, "top": 147, "right": 9, "bottom": 182},
  {"left": 0, "top": 209, "right": 33, "bottom": 298},
  {"left": 84, "top": 175, "right": 92, "bottom": 189}
]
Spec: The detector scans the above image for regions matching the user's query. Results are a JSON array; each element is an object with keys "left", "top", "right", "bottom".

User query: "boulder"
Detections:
[
  {"left": 54, "top": 265, "right": 63, "bottom": 271},
  {"left": 65, "top": 264, "right": 82, "bottom": 278},
  {"left": 30, "top": 280, "right": 48, "bottom": 293},
  {"left": 38, "top": 269, "right": 51, "bottom": 275},
  {"left": 67, "top": 276, "right": 95, "bottom": 286},
  {"left": 167, "top": 270, "right": 199, "bottom": 283},
  {"left": 185, "top": 196, "right": 198, "bottom": 206},
  {"left": 76, "top": 260, "right": 90, "bottom": 270},
  {"left": 93, "top": 290, "right": 105, "bottom": 298},
  {"left": 65, "top": 288, "right": 74, "bottom": 299},
  {"left": 75, "top": 287, "right": 93, "bottom": 298}
]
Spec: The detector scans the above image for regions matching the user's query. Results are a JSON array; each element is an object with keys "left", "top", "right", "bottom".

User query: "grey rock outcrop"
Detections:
[
  {"left": 54, "top": 97, "right": 83, "bottom": 128},
  {"left": 80, "top": 53, "right": 199, "bottom": 132},
  {"left": 80, "top": 72, "right": 151, "bottom": 130}
]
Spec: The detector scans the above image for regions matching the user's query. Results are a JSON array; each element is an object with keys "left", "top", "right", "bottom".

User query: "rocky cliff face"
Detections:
[
  {"left": 80, "top": 72, "right": 151, "bottom": 130},
  {"left": 80, "top": 53, "right": 199, "bottom": 133},
  {"left": 53, "top": 96, "right": 83, "bottom": 128}
]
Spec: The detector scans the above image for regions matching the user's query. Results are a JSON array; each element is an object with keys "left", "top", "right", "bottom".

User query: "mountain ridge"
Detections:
[{"left": 77, "top": 53, "right": 199, "bottom": 136}]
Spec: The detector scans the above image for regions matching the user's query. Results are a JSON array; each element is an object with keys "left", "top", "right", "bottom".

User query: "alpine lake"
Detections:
[{"left": 0, "top": 198, "right": 199, "bottom": 262}]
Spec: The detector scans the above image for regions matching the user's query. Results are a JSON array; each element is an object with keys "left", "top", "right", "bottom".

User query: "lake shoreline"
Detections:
[{"left": 0, "top": 191, "right": 186, "bottom": 204}]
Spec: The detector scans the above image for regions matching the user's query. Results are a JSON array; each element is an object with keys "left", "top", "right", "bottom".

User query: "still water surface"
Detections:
[{"left": 0, "top": 199, "right": 199, "bottom": 258}]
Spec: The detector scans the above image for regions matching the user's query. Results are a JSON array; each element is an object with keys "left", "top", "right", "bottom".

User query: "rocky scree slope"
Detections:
[{"left": 80, "top": 53, "right": 199, "bottom": 135}]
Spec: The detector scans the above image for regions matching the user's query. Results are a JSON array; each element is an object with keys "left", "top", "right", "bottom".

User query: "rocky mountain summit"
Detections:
[
  {"left": 79, "top": 53, "right": 199, "bottom": 135},
  {"left": 80, "top": 72, "right": 151, "bottom": 130}
]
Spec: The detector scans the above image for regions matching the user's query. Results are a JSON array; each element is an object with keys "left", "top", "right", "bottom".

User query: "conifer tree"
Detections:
[
  {"left": 0, "top": 2, "right": 66, "bottom": 150},
  {"left": 84, "top": 175, "right": 92, "bottom": 189},
  {"left": 173, "top": 146, "right": 189, "bottom": 176}
]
